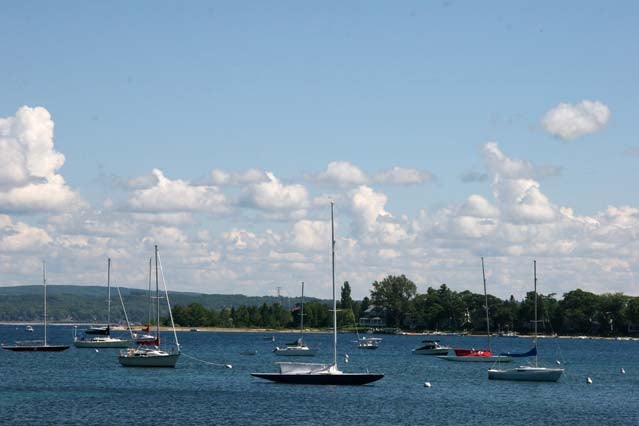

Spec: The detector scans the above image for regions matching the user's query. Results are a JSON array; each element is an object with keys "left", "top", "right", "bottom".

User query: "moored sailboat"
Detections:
[
  {"left": 439, "top": 257, "right": 511, "bottom": 363},
  {"left": 118, "top": 245, "right": 180, "bottom": 367},
  {"left": 2, "top": 261, "right": 70, "bottom": 352},
  {"left": 488, "top": 260, "right": 564, "bottom": 382},
  {"left": 251, "top": 203, "right": 384, "bottom": 385},
  {"left": 74, "top": 258, "right": 129, "bottom": 348},
  {"left": 273, "top": 282, "right": 317, "bottom": 356}
]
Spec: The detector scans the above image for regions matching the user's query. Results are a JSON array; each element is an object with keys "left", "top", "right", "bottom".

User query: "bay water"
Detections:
[{"left": 1, "top": 325, "right": 638, "bottom": 425}]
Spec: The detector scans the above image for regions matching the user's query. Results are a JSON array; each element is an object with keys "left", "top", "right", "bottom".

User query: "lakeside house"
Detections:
[{"left": 359, "top": 305, "right": 386, "bottom": 328}]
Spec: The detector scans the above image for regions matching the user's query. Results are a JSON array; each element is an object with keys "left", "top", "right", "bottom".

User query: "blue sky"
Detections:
[{"left": 1, "top": 2, "right": 638, "bottom": 300}]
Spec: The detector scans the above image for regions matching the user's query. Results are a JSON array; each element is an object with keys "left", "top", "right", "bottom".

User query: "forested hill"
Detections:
[{"left": 0, "top": 285, "right": 323, "bottom": 323}]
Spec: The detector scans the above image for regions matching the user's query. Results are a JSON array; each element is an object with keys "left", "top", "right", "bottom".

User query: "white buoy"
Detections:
[
  {"left": 556, "top": 360, "right": 561, "bottom": 365},
  {"left": 225, "top": 364, "right": 233, "bottom": 369},
  {"left": 621, "top": 368, "right": 625, "bottom": 374},
  {"left": 95, "top": 349, "right": 99, "bottom": 353},
  {"left": 424, "top": 382, "right": 432, "bottom": 388},
  {"left": 586, "top": 377, "right": 592, "bottom": 384}
]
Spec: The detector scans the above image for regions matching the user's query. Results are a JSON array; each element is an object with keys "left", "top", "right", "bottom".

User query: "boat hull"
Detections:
[
  {"left": 273, "top": 348, "right": 317, "bottom": 356},
  {"left": 2, "top": 344, "right": 70, "bottom": 352},
  {"left": 488, "top": 367, "right": 563, "bottom": 382},
  {"left": 414, "top": 348, "right": 449, "bottom": 355},
  {"left": 251, "top": 372, "right": 384, "bottom": 385},
  {"left": 438, "top": 355, "right": 512, "bottom": 362},
  {"left": 118, "top": 353, "right": 180, "bottom": 367},
  {"left": 74, "top": 338, "right": 129, "bottom": 348}
]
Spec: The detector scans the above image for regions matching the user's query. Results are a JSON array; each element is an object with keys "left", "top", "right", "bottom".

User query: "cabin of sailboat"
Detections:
[
  {"left": 251, "top": 203, "right": 384, "bottom": 385},
  {"left": 488, "top": 260, "right": 564, "bottom": 382},
  {"left": 118, "top": 245, "right": 180, "bottom": 368}
]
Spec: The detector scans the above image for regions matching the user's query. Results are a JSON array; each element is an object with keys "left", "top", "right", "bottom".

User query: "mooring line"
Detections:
[{"left": 182, "top": 352, "right": 232, "bottom": 369}]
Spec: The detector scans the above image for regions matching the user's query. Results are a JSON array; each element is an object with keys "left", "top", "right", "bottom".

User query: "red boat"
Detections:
[{"left": 454, "top": 348, "right": 494, "bottom": 357}]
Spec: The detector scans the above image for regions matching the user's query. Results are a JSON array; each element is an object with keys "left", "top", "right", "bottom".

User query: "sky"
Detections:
[{"left": 1, "top": 1, "right": 638, "bottom": 300}]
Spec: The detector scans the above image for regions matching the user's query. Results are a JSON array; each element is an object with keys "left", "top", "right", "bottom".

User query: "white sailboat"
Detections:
[
  {"left": 2, "top": 261, "right": 70, "bottom": 352},
  {"left": 118, "top": 245, "right": 181, "bottom": 367},
  {"left": 74, "top": 258, "right": 129, "bottom": 348},
  {"left": 252, "top": 203, "right": 384, "bottom": 385},
  {"left": 273, "top": 282, "right": 317, "bottom": 356},
  {"left": 131, "top": 257, "right": 159, "bottom": 345},
  {"left": 439, "top": 257, "right": 511, "bottom": 363},
  {"left": 488, "top": 260, "right": 564, "bottom": 382}
]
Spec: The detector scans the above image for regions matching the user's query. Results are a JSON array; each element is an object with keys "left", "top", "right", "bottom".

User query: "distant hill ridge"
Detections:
[{"left": 0, "top": 285, "right": 326, "bottom": 323}]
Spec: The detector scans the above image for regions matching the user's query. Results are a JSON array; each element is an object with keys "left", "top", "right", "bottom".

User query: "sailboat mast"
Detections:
[
  {"left": 482, "top": 257, "right": 491, "bottom": 351},
  {"left": 155, "top": 245, "right": 160, "bottom": 344},
  {"left": 534, "top": 259, "right": 538, "bottom": 368},
  {"left": 331, "top": 202, "right": 337, "bottom": 368},
  {"left": 107, "top": 258, "right": 111, "bottom": 331},
  {"left": 43, "top": 260, "right": 47, "bottom": 347},
  {"left": 300, "top": 282, "right": 304, "bottom": 335},
  {"left": 148, "top": 257, "right": 152, "bottom": 328}
]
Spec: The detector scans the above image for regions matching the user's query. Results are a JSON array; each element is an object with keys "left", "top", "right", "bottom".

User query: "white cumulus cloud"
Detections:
[
  {"left": 542, "top": 100, "right": 610, "bottom": 140},
  {"left": 292, "top": 219, "right": 330, "bottom": 251},
  {"left": 0, "top": 106, "right": 83, "bottom": 213},
  {"left": 128, "top": 169, "right": 229, "bottom": 214},
  {"left": 0, "top": 214, "right": 52, "bottom": 252},
  {"left": 313, "top": 161, "right": 368, "bottom": 186},
  {"left": 242, "top": 172, "right": 309, "bottom": 212}
]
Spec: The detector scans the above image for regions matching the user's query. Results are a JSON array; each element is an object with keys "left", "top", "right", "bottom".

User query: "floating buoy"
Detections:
[
  {"left": 225, "top": 364, "right": 233, "bottom": 369},
  {"left": 424, "top": 382, "right": 432, "bottom": 388},
  {"left": 621, "top": 368, "right": 625, "bottom": 375},
  {"left": 556, "top": 360, "right": 561, "bottom": 365},
  {"left": 95, "top": 349, "right": 99, "bottom": 353},
  {"left": 586, "top": 377, "right": 592, "bottom": 384}
]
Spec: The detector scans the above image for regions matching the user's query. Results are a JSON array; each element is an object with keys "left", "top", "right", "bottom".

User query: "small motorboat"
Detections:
[
  {"left": 358, "top": 337, "right": 382, "bottom": 349},
  {"left": 413, "top": 339, "right": 450, "bottom": 355}
]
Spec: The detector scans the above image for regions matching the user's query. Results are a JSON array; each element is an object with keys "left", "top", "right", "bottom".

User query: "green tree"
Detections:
[
  {"left": 370, "top": 274, "right": 417, "bottom": 327},
  {"left": 340, "top": 281, "right": 353, "bottom": 310}
]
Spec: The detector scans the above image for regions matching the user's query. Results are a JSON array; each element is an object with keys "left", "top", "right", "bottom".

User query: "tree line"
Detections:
[{"left": 168, "top": 275, "right": 639, "bottom": 336}]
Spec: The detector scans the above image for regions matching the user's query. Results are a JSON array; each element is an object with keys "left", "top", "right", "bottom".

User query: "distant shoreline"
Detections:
[{"left": 1, "top": 322, "right": 637, "bottom": 340}]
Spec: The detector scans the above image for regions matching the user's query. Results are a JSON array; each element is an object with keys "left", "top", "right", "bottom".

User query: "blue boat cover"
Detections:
[{"left": 500, "top": 346, "right": 537, "bottom": 358}]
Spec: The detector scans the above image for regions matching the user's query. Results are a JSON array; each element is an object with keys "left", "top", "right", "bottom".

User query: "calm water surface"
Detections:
[{"left": 1, "top": 325, "right": 638, "bottom": 425}]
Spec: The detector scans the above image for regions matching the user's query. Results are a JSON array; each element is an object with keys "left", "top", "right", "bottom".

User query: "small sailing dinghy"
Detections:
[
  {"left": 273, "top": 282, "right": 317, "bottom": 356},
  {"left": 252, "top": 203, "right": 384, "bottom": 385},
  {"left": 439, "top": 257, "right": 511, "bottom": 363},
  {"left": 118, "top": 245, "right": 180, "bottom": 367},
  {"left": 74, "top": 258, "right": 129, "bottom": 348},
  {"left": 488, "top": 260, "right": 564, "bottom": 382},
  {"left": 2, "top": 261, "right": 70, "bottom": 352}
]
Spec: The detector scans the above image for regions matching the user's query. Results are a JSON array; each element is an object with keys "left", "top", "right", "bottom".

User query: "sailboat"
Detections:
[
  {"left": 273, "top": 281, "right": 317, "bottom": 356},
  {"left": 2, "top": 261, "right": 70, "bottom": 352},
  {"left": 131, "top": 257, "right": 160, "bottom": 346},
  {"left": 118, "top": 245, "right": 181, "bottom": 367},
  {"left": 251, "top": 203, "right": 384, "bottom": 385},
  {"left": 488, "top": 260, "right": 564, "bottom": 381},
  {"left": 74, "top": 259, "right": 129, "bottom": 348},
  {"left": 439, "top": 257, "right": 511, "bottom": 363}
]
